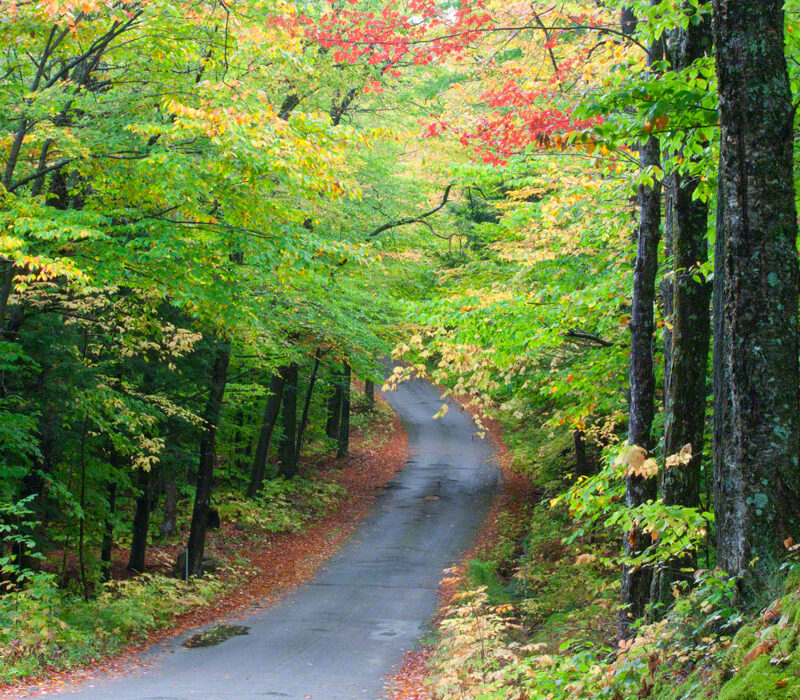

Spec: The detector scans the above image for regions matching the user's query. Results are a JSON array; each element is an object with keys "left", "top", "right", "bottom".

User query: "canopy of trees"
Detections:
[{"left": 3, "top": 0, "right": 800, "bottom": 696}]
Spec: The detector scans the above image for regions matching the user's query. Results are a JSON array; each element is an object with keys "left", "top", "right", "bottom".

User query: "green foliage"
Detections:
[
  {"left": 0, "top": 573, "right": 224, "bottom": 681},
  {"left": 217, "top": 478, "right": 345, "bottom": 534},
  {"left": 0, "top": 495, "right": 42, "bottom": 588}
]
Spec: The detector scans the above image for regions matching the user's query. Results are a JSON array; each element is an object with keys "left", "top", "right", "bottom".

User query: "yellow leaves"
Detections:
[
  {"left": 616, "top": 445, "right": 658, "bottom": 479},
  {"left": 433, "top": 403, "right": 449, "bottom": 420},
  {"left": 665, "top": 443, "right": 693, "bottom": 469}
]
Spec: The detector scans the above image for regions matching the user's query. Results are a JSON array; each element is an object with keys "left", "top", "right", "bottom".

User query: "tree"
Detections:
[
  {"left": 620, "top": 6, "right": 663, "bottom": 636},
  {"left": 652, "top": 0, "right": 713, "bottom": 608},
  {"left": 247, "top": 373, "right": 286, "bottom": 498},
  {"left": 278, "top": 364, "right": 299, "bottom": 478},
  {"left": 186, "top": 341, "right": 231, "bottom": 577},
  {"left": 712, "top": 0, "right": 800, "bottom": 600}
]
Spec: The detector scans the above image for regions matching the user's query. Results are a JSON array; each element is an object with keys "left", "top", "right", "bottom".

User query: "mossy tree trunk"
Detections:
[
  {"left": 652, "top": 1, "right": 713, "bottom": 608},
  {"left": 326, "top": 367, "right": 344, "bottom": 440},
  {"left": 712, "top": 0, "right": 800, "bottom": 600},
  {"left": 364, "top": 379, "right": 375, "bottom": 410},
  {"left": 247, "top": 372, "right": 285, "bottom": 497},
  {"left": 336, "top": 362, "right": 351, "bottom": 459},
  {"left": 620, "top": 4, "right": 662, "bottom": 638},
  {"left": 127, "top": 466, "right": 153, "bottom": 573},
  {"left": 296, "top": 350, "right": 321, "bottom": 459},
  {"left": 101, "top": 481, "right": 117, "bottom": 582}
]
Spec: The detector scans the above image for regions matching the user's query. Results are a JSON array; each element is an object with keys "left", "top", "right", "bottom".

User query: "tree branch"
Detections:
[
  {"left": 367, "top": 184, "right": 454, "bottom": 238},
  {"left": 564, "top": 327, "right": 615, "bottom": 347}
]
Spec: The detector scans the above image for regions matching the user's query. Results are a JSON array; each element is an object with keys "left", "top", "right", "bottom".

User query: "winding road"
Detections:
[{"left": 57, "top": 375, "right": 498, "bottom": 699}]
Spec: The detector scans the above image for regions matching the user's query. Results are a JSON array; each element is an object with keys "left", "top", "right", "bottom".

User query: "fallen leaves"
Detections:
[{"left": 742, "top": 639, "right": 777, "bottom": 667}]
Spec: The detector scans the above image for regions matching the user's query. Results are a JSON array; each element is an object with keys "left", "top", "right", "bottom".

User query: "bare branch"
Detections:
[{"left": 367, "top": 184, "right": 454, "bottom": 238}]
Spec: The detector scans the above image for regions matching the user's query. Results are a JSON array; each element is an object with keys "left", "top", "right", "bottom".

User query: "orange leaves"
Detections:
[{"left": 742, "top": 639, "right": 778, "bottom": 667}]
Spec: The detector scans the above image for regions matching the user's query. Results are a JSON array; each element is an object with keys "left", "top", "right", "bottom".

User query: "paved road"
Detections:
[{"left": 55, "top": 375, "right": 498, "bottom": 699}]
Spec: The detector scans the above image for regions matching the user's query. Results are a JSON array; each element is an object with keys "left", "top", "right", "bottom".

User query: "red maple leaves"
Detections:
[{"left": 275, "top": 0, "right": 607, "bottom": 166}]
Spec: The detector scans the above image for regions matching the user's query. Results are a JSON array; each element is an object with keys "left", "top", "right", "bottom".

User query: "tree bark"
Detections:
[
  {"left": 620, "top": 7, "right": 638, "bottom": 37},
  {"left": 326, "top": 369, "right": 344, "bottom": 440},
  {"left": 101, "top": 482, "right": 117, "bottom": 583},
  {"left": 652, "top": 0, "right": 713, "bottom": 609},
  {"left": 365, "top": 379, "right": 375, "bottom": 410},
  {"left": 186, "top": 342, "right": 231, "bottom": 577},
  {"left": 160, "top": 475, "right": 177, "bottom": 538},
  {"left": 620, "top": 16, "right": 663, "bottom": 637},
  {"left": 277, "top": 363, "right": 299, "bottom": 478},
  {"left": 337, "top": 362, "right": 351, "bottom": 459},
  {"left": 574, "top": 430, "right": 590, "bottom": 477},
  {"left": 712, "top": 0, "right": 800, "bottom": 599},
  {"left": 296, "top": 351, "right": 321, "bottom": 458},
  {"left": 247, "top": 372, "right": 285, "bottom": 497},
  {"left": 127, "top": 467, "right": 152, "bottom": 573}
]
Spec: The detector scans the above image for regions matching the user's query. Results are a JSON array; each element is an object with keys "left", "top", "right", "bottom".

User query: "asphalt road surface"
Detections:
[{"left": 55, "top": 375, "right": 498, "bottom": 699}]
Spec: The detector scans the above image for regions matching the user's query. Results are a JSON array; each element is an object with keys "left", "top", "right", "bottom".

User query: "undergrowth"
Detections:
[
  {"left": 216, "top": 477, "right": 345, "bottom": 533},
  {"left": 0, "top": 572, "right": 224, "bottom": 681},
  {"left": 426, "top": 413, "right": 800, "bottom": 699}
]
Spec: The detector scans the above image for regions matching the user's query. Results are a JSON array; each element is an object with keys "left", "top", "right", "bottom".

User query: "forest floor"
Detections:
[{"left": 2, "top": 396, "right": 408, "bottom": 697}]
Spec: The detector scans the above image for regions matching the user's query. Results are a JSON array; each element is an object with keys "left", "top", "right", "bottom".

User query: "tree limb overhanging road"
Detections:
[{"left": 54, "top": 375, "right": 498, "bottom": 700}]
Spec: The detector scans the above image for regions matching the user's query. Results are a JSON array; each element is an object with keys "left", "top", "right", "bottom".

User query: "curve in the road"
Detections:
[{"left": 54, "top": 375, "right": 498, "bottom": 700}]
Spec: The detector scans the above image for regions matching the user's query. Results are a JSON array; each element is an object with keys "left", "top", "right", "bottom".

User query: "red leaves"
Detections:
[
  {"left": 296, "top": 0, "right": 494, "bottom": 73},
  {"left": 422, "top": 120, "right": 448, "bottom": 138},
  {"left": 384, "top": 647, "right": 434, "bottom": 699}
]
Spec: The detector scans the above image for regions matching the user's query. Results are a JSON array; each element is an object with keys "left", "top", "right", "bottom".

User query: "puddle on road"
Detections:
[{"left": 183, "top": 624, "right": 250, "bottom": 648}]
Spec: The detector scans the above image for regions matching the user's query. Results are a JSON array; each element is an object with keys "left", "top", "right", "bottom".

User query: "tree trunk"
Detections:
[
  {"left": 160, "top": 475, "right": 177, "bottom": 538},
  {"left": 620, "top": 7, "right": 638, "bottom": 37},
  {"left": 247, "top": 372, "right": 285, "bottom": 498},
  {"left": 574, "top": 430, "right": 590, "bottom": 477},
  {"left": 712, "top": 0, "right": 800, "bottom": 600},
  {"left": 326, "top": 369, "right": 344, "bottom": 440},
  {"left": 620, "top": 18, "right": 663, "bottom": 637},
  {"left": 277, "top": 363, "right": 299, "bottom": 478},
  {"left": 652, "top": 0, "right": 713, "bottom": 609},
  {"left": 127, "top": 467, "right": 153, "bottom": 573},
  {"left": 186, "top": 342, "right": 231, "bottom": 577},
  {"left": 337, "top": 362, "right": 351, "bottom": 459},
  {"left": 296, "top": 351, "right": 321, "bottom": 458},
  {"left": 365, "top": 379, "right": 375, "bottom": 410},
  {"left": 101, "top": 482, "right": 117, "bottom": 583}
]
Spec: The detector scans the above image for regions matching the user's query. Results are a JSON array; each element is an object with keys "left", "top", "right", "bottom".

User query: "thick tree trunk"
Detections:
[
  {"left": 101, "top": 482, "right": 117, "bottom": 583},
  {"left": 127, "top": 467, "right": 152, "bottom": 573},
  {"left": 277, "top": 363, "right": 299, "bottom": 478},
  {"left": 712, "top": 0, "right": 800, "bottom": 599},
  {"left": 653, "top": 1, "right": 712, "bottom": 608},
  {"left": 247, "top": 372, "right": 285, "bottom": 497},
  {"left": 296, "top": 351, "right": 321, "bottom": 458},
  {"left": 337, "top": 363, "right": 351, "bottom": 459},
  {"left": 620, "top": 21, "right": 663, "bottom": 637},
  {"left": 187, "top": 342, "right": 231, "bottom": 577}
]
